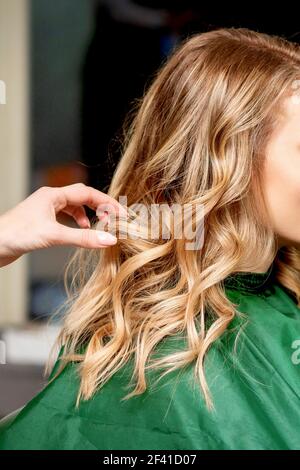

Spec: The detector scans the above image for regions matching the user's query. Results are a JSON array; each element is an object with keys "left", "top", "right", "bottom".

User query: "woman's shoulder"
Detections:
[
  {"left": 0, "top": 335, "right": 231, "bottom": 450},
  {"left": 1, "top": 309, "right": 300, "bottom": 450}
]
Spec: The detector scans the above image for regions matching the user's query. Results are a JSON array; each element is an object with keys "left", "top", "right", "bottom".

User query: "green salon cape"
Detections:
[{"left": 1, "top": 263, "right": 300, "bottom": 450}]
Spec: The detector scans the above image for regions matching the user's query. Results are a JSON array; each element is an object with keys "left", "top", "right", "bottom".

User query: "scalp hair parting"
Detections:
[{"left": 47, "top": 27, "right": 300, "bottom": 411}]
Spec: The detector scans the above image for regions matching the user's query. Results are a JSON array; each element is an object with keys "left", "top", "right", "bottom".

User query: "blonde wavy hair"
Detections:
[{"left": 47, "top": 27, "right": 300, "bottom": 410}]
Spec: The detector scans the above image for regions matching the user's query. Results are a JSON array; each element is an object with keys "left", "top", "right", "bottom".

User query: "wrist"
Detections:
[{"left": 0, "top": 214, "right": 20, "bottom": 267}]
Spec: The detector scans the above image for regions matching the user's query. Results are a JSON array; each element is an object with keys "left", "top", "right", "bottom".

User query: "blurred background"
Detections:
[{"left": 0, "top": 0, "right": 299, "bottom": 418}]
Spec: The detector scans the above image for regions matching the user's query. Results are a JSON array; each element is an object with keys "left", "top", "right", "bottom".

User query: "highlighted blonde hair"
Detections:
[{"left": 48, "top": 27, "right": 300, "bottom": 410}]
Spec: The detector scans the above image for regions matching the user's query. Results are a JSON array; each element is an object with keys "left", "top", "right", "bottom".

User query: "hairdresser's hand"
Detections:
[{"left": 0, "top": 183, "right": 128, "bottom": 268}]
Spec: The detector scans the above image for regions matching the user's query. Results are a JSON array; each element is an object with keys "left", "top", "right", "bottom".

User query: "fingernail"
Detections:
[
  {"left": 97, "top": 210, "right": 109, "bottom": 220},
  {"left": 96, "top": 231, "right": 117, "bottom": 244}
]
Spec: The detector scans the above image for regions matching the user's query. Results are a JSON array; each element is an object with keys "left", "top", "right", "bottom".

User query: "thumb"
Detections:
[{"left": 53, "top": 224, "right": 117, "bottom": 248}]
